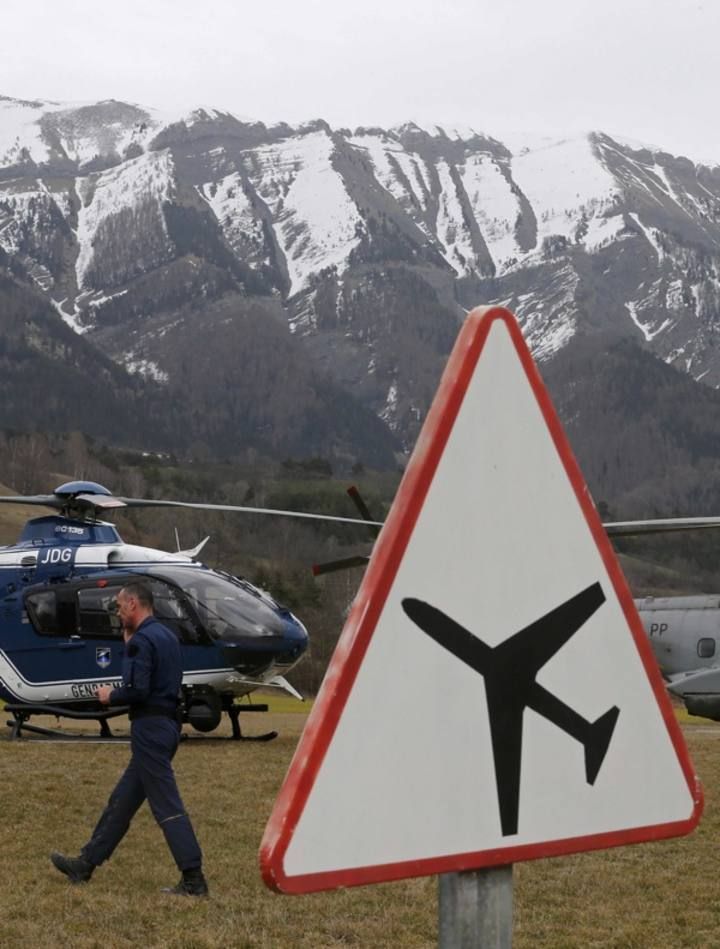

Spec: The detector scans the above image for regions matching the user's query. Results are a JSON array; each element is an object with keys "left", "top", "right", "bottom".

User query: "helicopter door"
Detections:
[
  {"left": 25, "top": 588, "right": 78, "bottom": 637},
  {"left": 20, "top": 583, "right": 127, "bottom": 696}
]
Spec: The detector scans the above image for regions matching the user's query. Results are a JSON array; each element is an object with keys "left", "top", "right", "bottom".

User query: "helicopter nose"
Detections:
[
  {"left": 283, "top": 613, "right": 309, "bottom": 662},
  {"left": 219, "top": 612, "right": 309, "bottom": 675}
]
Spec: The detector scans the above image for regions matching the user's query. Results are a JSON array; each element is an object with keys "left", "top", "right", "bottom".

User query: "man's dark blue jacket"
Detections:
[{"left": 109, "top": 616, "right": 182, "bottom": 712}]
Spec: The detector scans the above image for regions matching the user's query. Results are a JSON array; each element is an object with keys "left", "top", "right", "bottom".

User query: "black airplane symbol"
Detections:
[{"left": 402, "top": 582, "right": 620, "bottom": 836}]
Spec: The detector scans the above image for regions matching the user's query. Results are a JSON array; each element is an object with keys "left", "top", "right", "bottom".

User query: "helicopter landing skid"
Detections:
[
  {"left": 179, "top": 703, "right": 277, "bottom": 741},
  {"left": 226, "top": 704, "right": 277, "bottom": 741},
  {"left": 4, "top": 703, "right": 131, "bottom": 742},
  {"left": 178, "top": 706, "right": 278, "bottom": 741}
]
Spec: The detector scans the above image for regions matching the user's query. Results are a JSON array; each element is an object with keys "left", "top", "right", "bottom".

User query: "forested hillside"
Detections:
[
  {"left": 1, "top": 434, "right": 719, "bottom": 693},
  {"left": 0, "top": 249, "right": 400, "bottom": 468},
  {"left": 542, "top": 333, "right": 720, "bottom": 517}
]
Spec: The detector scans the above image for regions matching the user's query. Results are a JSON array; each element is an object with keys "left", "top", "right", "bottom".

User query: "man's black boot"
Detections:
[
  {"left": 163, "top": 867, "right": 209, "bottom": 897},
  {"left": 50, "top": 851, "right": 94, "bottom": 883}
]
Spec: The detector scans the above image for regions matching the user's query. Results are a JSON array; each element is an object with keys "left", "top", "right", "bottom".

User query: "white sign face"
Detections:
[{"left": 261, "top": 307, "right": 702, "bottom": 894}]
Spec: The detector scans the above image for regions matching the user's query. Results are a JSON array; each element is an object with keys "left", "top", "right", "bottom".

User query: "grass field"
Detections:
[{"left": 1, "top": 711, "right": 719, "bottom": 948}]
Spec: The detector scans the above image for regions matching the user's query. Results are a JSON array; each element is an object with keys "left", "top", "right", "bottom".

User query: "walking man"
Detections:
[{"left": 50, "top": 581, "right": 208, "bottom": 896}]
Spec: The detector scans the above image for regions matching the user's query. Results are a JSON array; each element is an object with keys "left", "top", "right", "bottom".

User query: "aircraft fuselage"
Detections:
[
  {"left": 636, "top": 595, "right": 720, "bottom": 677},
  {"left": 636, "top": 595, "right": 720, "bottom": 719}
]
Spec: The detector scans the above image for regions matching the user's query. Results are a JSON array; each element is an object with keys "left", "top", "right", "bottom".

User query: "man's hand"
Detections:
[{"left": 96, "top": 685, "right": 113, "bottom": 705}]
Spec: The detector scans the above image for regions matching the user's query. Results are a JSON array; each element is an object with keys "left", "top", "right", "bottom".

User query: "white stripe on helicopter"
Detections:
[
  {"left": 0, "top": 544, "right": 205, "bottom": 569},
  {"left": 0, "top": 650, "right": 299, "bottom": 704}
]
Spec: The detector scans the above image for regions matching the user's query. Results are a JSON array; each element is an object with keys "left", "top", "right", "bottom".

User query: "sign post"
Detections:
[
  {"left": 260, "top": 306, "right": 702, "bottom": 944},
  {"left": 439, "top": 867, "right": 513, "bottom": 948}
]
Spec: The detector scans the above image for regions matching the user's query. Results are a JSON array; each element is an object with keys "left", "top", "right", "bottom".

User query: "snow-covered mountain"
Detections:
[{"left": 2, "top": 94, "right": 720, "bottom": 487}]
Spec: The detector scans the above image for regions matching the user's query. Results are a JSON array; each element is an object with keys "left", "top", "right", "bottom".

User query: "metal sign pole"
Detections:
[{"left": 438, "top": 865, "right": 513, "bottom": 948}]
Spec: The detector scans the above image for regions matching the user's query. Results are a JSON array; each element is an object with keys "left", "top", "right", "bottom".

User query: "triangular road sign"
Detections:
[{"left": 261, "top": 306, "right": 702, "bottom": 894}]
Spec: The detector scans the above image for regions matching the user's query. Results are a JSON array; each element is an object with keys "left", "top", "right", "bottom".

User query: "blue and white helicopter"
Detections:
[{"left": 0, "top": 480, "right": 376, "bottom": 741}]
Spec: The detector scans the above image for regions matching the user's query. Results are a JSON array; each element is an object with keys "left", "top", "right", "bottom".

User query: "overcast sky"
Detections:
[{"left": 2, "top": 0, "right": 716, "bottom": 161}]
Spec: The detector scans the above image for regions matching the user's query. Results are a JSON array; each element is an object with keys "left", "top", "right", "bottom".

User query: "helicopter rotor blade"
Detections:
[
  {"left": 603, "top": 517, "right": 720, "bottom": 537},
  {"left": 0, "top": 482, "right": 127, "bottom": 516},
  {"left": 312, "top": 555, "right": 371, "bottom": 576},
  {"left": 0, "top": 495, "right": 62, "bottom": 508},
  {"left": 6, "top": 482, "right": 720, "bottom": 539},
  {"left": 309, "top": 486, "right": 381, "bottom": 574},
  {"left": 346, "top": 485, "right": 383, "bottom": 538},
  {"left": 117, "top": 497, "right": 384, "bottom": 528},
  {"left": 0, "top": 491, "right": 382, "bottom": 527},
  {"left": 0, "top": 491, "right": 126, "bottom": 514}
]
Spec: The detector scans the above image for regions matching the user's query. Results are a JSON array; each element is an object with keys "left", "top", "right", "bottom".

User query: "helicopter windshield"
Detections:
[{"left": 146, "top": 567, "right": 288, "bottom": 642}]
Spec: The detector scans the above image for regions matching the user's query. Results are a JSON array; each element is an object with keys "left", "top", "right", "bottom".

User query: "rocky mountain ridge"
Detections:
[{"left": 2, "top": 94, "right": 720, "bottom": 505}]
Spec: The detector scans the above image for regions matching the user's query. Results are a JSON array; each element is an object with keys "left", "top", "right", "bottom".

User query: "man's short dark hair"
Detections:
[{"left": 120, "top": 581, "right": 154, "bottom": 609}]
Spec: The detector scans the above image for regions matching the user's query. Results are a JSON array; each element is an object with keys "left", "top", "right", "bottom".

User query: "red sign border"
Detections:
[{"left": 260, "top": 306, "right": 703, "bottom": 894}]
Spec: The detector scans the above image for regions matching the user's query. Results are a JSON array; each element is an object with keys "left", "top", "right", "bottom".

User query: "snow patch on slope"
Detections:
[
  {"left": 379, "top": 380, "right": 403, "bottom": 431},
  {"left": 457, "top": 154, "right": 521, "bottom": 270},
  {"left": 394, "top": 151, "right": 432, "bottom": 205},
  {"left": 405, "top": 121, "right": 490, "bottom": 142},
  {"left": 511, "top": 136, "right": 619, "bottom": 248},
  {"left": 51, "top": 111, "right": 135, "bottom": 167},
  {"left": 75, "top": 150, "right": 175, "bottom": 289},
  {"left": 583, "top": 213, "right": 626, "bottom": 252},
  {"left": 198, "top": 172, "right": 264, "bottom": 259},
  {"left": 435, "top": 159, "right": 475, "bottom": 274},
  {"left": 0, "top": 98, "right": 67, "bottom": 167},
  {"left": 245, "top": 130, "right": 362, "bottom": 296},
  {"left": 528, "top": 310, "right": 576, "bottom": 359},
  {"left": 122, "top": 355, "right": 169, "bottom": 383},
  {"left": 349, "top": 133, "right": 431, "bottom": 216},
  {"left": 500, "top": 265, "right": 580, "bottom": 360},
  {"left": 52, "top": 297, "right": 88, "bottom": 334},
  {"left": 626, "top": 300, "right": 673, "bottom": 342},
  {"left": 628, "top": 213, "right": 665, "bottom": 260}
]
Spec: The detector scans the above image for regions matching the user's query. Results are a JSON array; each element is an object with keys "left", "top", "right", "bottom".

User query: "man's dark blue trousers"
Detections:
[{"left": 81, "top": 716, "right": 202, "bottom": 871}]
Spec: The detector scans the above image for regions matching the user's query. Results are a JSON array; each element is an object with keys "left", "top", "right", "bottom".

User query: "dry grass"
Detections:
[{"left": 1, "top": 712, "right": 719, "bottom": 948}]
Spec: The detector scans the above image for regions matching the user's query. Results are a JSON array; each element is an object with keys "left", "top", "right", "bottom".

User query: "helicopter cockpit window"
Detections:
[
  {"left": 698, "top": 637, "right": 716, "bottom": 659},
  {"left": 144, "top": 579, "right": 204, "bottom": 645},
  {"left": 146, "top": 566, "right": 287, "bottom": 642},
  {"left": 77, "top": 586, "right": 124, "bottom": 639}
]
